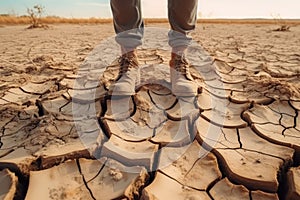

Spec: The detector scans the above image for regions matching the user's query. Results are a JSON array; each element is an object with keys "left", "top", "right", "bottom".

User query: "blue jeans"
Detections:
[{"left": 110, "top": 0, "right": 198, "bottom": 51}]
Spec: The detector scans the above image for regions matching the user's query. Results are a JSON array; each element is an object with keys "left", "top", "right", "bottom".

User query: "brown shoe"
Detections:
[
  {"left": 111, "top": 51, "right": 140, "bottom": 96},
  {"left": 110, "top": 51, "right": 140, "bottom": 96},
  {"left": 170, "top": 54, "right": 197, "bottom": 97}
]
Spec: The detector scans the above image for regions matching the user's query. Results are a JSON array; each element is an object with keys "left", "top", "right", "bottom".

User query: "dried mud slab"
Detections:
[
  {"left": 199, "top": 97, "right": 250, "bottom": 128},
  {"left": 158, "top": 141, "right": 222, "bottom": 190},
  {"left": 60, "top": 75, "right": 101, "bottom": 91},
  {"left": 148, "top": 84, "right": 172, "bottom": 96},
  {"left": 103, "top": 118, "right": 154, "bottom": 141},
  {"left": 167, "top": 97, "right": 198, "bottom": 120},
  {"left": 132, "top": 88, "right": 167, "bottom": 128},
  {"left": 21, "top": 81, "right": 56, "bottom": 95},
  {"left": 151, "top": 119, "right": 191, "bottom": 147},
  {"left": 209, "top": 178, "right": 250, "bottom": 200},
  {"left": 0, "top": 169, "right": 18, "bottom": 200},
  {"left": 131, "top": 103, "right": 166, "bottom": 130},
  {"left": 242, "top": 76, "right": 299, "bottom": 101},
  {"left": 251, "top": 190, "right": 279, "bottom": 200},
  {"left": 286, "top": 167, "right": 300, "bottom": 200},
  {"left": 45, "top": 118, "right": 106, "bottom": 161},
  {"left": 59, "top": 77, "right": 76, "bottom": 90},
  {"left": 103, "top": 87, "right": 170, "bottom": 142},
  {"left": 0, "top": 148, "right": 35, "bottom": 173},
  {"left": 1, "top": 107, "right": 105, "bottom": 170},
  {"left": 192, "top": 61, "right": 218, "bottom": 82},
  {"left": 291, "top": 100, "right": 300, "bottom": 111},
  {"left": 230, "top": 90, "right": 273, "bottom": 104},
  {"left": 67, "top": 87, "right": 107, "bottom": 103},
  {"left": 205, "top": 86, "right": 232, "bottom": 99},
  {"left": 0, "top": 105, "right": 36, "bottom": 128},
  {"left": 0, "top": 98, "right": 10, "bottom": 105},
  {"left": 204, "top": 76, "right": 245, "bottom": 91},
  {"left": 41, "top": 96, "right": 102, "bottom": 121},
  {"left": 101, "top": 135, "right": 159, "bottom": 170},
  {"left": 141, "top": 172, "right": 211, "bottom": 200},
  {"left": 195, "top": 116, "right": 238, "bottom": 149},
  {"left": 239, "top": 127, "right": 294, "bottom": 160},
  {"left": 195, "top": 117, "right": 294, "bottom": 193},
  {"left": 105, "top": 96, "right": 135, "bottom": 120},
  {"left": 25, "top": 159, "right": 92, "bottom": 200},
  {"left": 105, "top": 87, "right": 168, "bottom": 126},
  {"left": 148, "top": 90, "right": 176, "bottom": 110},
  {"left": 197, "top": 89, "right": 222, "bottom": 110},
  {"left": 2, "top": 105, "right": 38, "bottom": 136},
  {"left": 1, "top": 88, "right": 39, "bottom": 105},
  {"left": 243, "top": 101, "right": 300, "bottom": 154},
  {"left": 34, "top": 138, "right": 93, "bottom": 169},
  {"left": 1, "top": 130, "right": 102, "bottom": 175},
  {"left": 79, "top": 158, "right": 149, "bottom": 199},
  {"left": 216, "top": 149, "right": 283, "bottom": 193},
  {"left": 0, "top": 106, "right": 39, "bottom": 169}
]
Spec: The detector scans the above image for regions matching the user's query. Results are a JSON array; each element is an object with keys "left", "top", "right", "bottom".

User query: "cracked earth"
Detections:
[{"left": 0, "top": 24, "right": 300, "bottom": 200}]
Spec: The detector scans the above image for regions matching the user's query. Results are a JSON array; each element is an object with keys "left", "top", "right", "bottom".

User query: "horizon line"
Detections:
[{"left": 1, "top": 14, "right": 300, "bottom": 20}]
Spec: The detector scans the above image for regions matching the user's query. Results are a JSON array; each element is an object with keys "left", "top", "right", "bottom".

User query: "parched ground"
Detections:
[{"left": 0, "top": 23, "right": 300, "bottom": 200}]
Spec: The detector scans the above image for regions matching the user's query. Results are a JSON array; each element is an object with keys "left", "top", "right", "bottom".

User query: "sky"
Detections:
[{"left": 0, "top": 0, "right": 299, "bottom": 19}]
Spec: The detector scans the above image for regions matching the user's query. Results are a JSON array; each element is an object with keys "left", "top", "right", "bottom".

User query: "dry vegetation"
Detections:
[
  {"left": 198, "top": 18, "right": 300, "bottom": 25},
  {"left": 26, "top": 5, "right": 49, "bottom": 29},
  {"left": 1, "top": 15, "right": 300, "bottom": 25},
  {"left": 0, "top": 15, "right": 112, "bottom": 25},
  {"left": 272, "top": 25, "right": 290, "bottom": 32}
]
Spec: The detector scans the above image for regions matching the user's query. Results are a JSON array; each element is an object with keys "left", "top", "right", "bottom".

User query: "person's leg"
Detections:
[
  {"left": 168, "top": 0, "right": 198, "bottom": 53},
  {"left": 111, "top": 0, "right": 144, "bottom": 54},
  {"left": 110, "top": 0, "right": 143, "bottom": 95},
  {"left": 168, "top": 0, "right": 198, "bottom": 97}
]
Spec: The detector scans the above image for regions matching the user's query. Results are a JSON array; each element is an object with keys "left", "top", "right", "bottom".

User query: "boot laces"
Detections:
[
  {"left": 174, "top": 55, "right": 190, "bottom": 75},
  {"left": 118, "top": 54, "right": 138, "bottom": 76}
]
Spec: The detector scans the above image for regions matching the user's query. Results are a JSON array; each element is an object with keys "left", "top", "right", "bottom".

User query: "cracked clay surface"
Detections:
[{"left": 0, "top": 24, "right": 300, "bottom": 200}]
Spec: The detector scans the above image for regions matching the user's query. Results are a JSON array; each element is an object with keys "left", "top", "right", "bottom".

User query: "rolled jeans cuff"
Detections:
[
  {"left": 168, "top": 30, "right": 192, "bottom": 49},
  {"left": 115, "top": 28, "right": 144, "bottom": 50}
]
